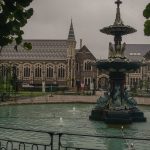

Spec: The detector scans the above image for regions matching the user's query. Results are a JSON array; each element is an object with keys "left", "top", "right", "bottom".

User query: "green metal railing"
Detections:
[{"left": 0, "top": 126, "right": 149, "bottom": 150}]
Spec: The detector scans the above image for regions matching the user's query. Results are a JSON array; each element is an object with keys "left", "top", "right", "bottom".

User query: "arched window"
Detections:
[
  {"left": 46, "top": 64, "right": 54, "bottom": 78},
  {"left": 1, "top": 64, "right": 8, "bottom": 77},
  {"left": 148, "top": 65, "right": 150, "bottom": 71},
  {"left": 13, "top": 64, "right": 19, "bottom": 75},
  {"left": 84, "top": 60, "right": 92, "bottom": 71},
  {"left": 35, "top": 64, "right": 42, "bottom": 77},
  {"left": 58, "top": 64, "right": 65, "bottom": 78},
  {"left": 23, "top": 64, "right": 30, "bottom": 77}
]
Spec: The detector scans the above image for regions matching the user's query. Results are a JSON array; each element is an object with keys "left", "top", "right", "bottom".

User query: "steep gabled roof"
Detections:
[
  {"left": 125, "top": 44, "right": 150, "bottom": 61},
  {"left": 0, "top": 39, "right": 68, "bottom": 61},
  {"left": 77, "top": 45, "right": 96, "bottom": 60}
]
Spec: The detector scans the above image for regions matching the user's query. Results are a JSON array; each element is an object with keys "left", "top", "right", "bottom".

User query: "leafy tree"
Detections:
[
  {"left": 0, "top": 0, "right": 33, "bottom": 51},
  {"left": 139, "top": 79, "right": 143, "bottom": 90},
  {"left": 143, "top": 3, "right": 150, "bottom": 36}
]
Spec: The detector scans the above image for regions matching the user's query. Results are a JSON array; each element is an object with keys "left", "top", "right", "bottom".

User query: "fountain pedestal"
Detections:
[
  {"left": 89, "top": 0, "right": 146, "bottom": 124},
  {"left": 90, "top": 106, "right": 146, "bottom": 124}
]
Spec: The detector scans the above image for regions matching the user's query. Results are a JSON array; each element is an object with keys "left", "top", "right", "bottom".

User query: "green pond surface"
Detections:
[{"left": 0, "top": 104, "right": 150, "bottom": 150}]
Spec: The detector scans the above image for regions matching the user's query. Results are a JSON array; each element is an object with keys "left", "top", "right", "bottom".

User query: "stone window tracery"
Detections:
[
  {"left": 14, "top": 65, "right": 19, "bottom": 77},
  {"left": 46, "top": 64, "right": 54, "bottom": 78},
  {"left": 23, "top": 64, "right": 30, "bottom": 77},
  {"left": 35, "top": 64, "right": 42, "bottom": 78},
  {"left": 58, "top": 64, "right": 65, "bottom": 78}
]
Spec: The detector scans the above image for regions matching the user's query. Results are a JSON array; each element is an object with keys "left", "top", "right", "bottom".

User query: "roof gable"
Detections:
[
  {"left": 76, "top": 45, "right": 96, "bottom": 60},
  {"left": 78, "top": 45, "right": 91, "bottom": 53}
]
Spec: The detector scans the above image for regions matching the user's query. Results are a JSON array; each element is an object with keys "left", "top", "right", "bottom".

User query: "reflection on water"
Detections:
[{"left": 0, "top": 104, "right": 149, "bottom": 149}]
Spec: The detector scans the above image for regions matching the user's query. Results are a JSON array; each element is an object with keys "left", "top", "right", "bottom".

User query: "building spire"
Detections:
[
  {"left": 114, "top": 0, "right": 123, "bottom": 26},
  {"left": 68, "top": 19, "right": 75, "bottom": 40}
]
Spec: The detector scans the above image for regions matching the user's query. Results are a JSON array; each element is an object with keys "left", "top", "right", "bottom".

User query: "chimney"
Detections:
[{"left": 80, "top": 39, "right": 82, "bottom": 49}]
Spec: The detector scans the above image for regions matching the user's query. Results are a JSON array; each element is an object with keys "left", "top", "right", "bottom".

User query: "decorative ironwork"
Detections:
[{"left": 0, "top": 127, "right": 149, "bottom": 150}]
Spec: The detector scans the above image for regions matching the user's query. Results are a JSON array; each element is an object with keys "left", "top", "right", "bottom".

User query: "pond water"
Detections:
[{"left": 0, "top": 104, "right": 150, "bottom": 150}]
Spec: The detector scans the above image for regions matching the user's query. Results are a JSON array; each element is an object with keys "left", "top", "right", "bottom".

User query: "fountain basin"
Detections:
[
  {"left": 89, "top": 108, "right": 146, "bottom": 124},
  {"left": 0, "top": 103, "right": 149, "bottom": 149}
]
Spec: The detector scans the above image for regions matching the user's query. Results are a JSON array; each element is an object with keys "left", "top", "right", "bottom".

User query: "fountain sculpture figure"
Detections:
[{"left": 89, "top": 0, "right": 146, "bottom": 124}]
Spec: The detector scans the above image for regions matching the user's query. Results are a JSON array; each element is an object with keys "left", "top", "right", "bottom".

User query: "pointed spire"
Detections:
[
  {"left": 68, "top": 19, "right": 75, "bottom": 41},
  {"left": 114, "top": 0, "right": 124, "bottom": 26}
]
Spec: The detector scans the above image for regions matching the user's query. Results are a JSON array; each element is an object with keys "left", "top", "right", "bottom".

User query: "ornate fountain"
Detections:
[{"left": 89, "top": 0, "right": 146, "bottom": 124}]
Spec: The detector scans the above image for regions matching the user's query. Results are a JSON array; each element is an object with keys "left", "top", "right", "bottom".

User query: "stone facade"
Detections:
[
  {"left": 75, "top": 45, "right": 97, "bottom": 89},
  {"left": 125, "top": 44, "right": 150, "bottom": 89},
  {"left": 0, "top": 21, "right": 97, "bottom": 90},
  {"left": 0, "top": 21, "right": 150, "bottom": 91}
]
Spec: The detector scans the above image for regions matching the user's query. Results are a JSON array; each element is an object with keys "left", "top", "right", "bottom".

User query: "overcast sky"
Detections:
[{"left": 23, "top": 0, "right": 150, "bottom": 59}]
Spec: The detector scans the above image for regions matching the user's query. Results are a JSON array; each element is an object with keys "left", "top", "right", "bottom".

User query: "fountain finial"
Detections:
[
  {"left": 115, "top": 0, "right": 122, "bottom": 8},
  {"left": 114, "top": 0, "right": 123, "bottom": 26}
]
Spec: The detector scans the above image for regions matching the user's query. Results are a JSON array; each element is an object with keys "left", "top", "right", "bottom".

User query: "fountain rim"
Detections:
[{"left": 100, "top": 25, "right": 137, "bottom": 36}]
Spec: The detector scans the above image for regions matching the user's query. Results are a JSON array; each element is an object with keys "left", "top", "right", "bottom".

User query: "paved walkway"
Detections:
[
  {"left": 0, "top": 94, "right": 150, "bottom": 106},
  {"left": 135, "top": 97, "right": 150, "bottom": 105},
  {"left": 0, "top": 95, "right": 99, "bottom": 106}
]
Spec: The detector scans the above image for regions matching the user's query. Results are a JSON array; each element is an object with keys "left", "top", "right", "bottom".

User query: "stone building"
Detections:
[
  {"left": 0, "top": 20, "right": 150, "bottom": 91},
  {"left": 0, "top": 21, "right": 97, "bottom": 90},
  {"left": 75, "top": 45, "right": 97, "bottom": 89},
  {"left": 125, "top": 44, "right": 150, "bottom": 89}
]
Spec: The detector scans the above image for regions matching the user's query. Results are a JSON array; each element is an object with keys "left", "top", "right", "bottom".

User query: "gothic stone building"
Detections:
[
  {"left": 125, "top": 44, "right": 150, "bottom": 89},
  {"left": 0, "top": 21, "right": 97, "bottom": 90},
  {"left": 0, "top": 20, "right": 150, "bottom": 90}
]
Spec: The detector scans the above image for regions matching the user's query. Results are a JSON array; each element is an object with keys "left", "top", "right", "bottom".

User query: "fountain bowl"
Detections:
[
  {"left": 89, "top": 107, "right": 147, "bottom": 124},
  {"left": 96, "top": 59, "right": 141, "bottom": 72}
]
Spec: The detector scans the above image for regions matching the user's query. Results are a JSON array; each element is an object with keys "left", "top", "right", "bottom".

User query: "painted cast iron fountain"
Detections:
[{"left": 89, "top": 0, "right": 146, "bottom": 124}]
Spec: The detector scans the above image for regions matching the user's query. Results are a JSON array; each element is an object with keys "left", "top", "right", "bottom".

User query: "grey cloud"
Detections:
[{"left": 23, "top": 0, "right": 150, "bottom": 58}]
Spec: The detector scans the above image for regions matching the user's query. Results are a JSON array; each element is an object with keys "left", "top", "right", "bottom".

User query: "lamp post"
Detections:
[
  {"left": 30, "top": 70, "right": 34, "bottom": 96},
  {"left": 42, "top": 71, "right": 45, "bottom": 93},
  {"left": 12, "top": 65, "right": 18, "bottom": 100},
  {"left": 48, "top": 81, "right": 53, "bottom": 97}
]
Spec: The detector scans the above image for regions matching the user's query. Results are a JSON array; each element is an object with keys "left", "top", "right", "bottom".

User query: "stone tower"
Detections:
[{"left": 67, "top": 19, "right": 76, "bottom": 88}]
